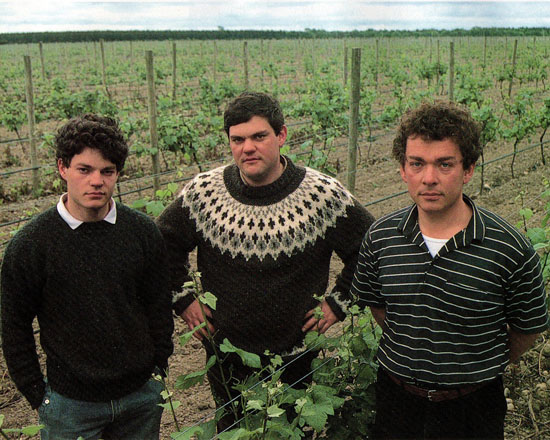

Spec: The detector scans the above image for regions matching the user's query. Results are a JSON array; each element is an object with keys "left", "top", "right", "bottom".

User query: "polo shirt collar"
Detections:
[
  {"left": 398, "top": 194, "right": 486, "bottom": 245},
  {"left": 57, "top": 194, "right": 117, "bottom": 230}
]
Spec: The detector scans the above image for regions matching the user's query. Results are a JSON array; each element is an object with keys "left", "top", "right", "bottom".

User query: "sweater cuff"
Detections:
[
  {"left": 326, "top": 291, "right": 350, "bottom": 322},
  {"left": 21, "top": 381, "right": 46, "bottom": 410},
  {"left": 172, "top": 285, "right": 196, "bottom": 316}
]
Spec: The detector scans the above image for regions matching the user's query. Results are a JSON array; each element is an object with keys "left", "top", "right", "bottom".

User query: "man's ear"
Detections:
[
  {"left": 57, "top": 158, "right": 68, "bottom": 181},
  {"left": 399, "top": 164, "right": 407, "bottom": 183},
  {"left": 278, "top": 125, "right": 288, "bottom": 147},
  {"left": 463, "top": 163, "right": 475, "bottom": 184}
]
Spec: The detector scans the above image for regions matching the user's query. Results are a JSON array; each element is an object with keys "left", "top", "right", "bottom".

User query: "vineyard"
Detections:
[{"left": 1, "top": 34, "right": 550, "bottom": 439}]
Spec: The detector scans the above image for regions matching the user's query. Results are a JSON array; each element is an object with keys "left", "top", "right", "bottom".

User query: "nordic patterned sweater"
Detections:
[
  {"left": 0, "top": 204, "right": 174, "bottom": 409},
  {"left": 156, "top": 157, "right": 374, "bottom": 356}
]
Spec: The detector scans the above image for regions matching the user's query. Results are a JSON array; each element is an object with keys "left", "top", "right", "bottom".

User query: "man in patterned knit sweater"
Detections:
[
  {"left": 1, "top": 114, "right": 174, "bottom": 440},
  {"left": 157, "top": 92, "right": 374, "bottom": 432}
]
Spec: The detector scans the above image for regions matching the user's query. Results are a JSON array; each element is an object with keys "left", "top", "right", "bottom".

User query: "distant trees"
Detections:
[{"left": 2, "top": 27, "right": 550, "bottom": 45}]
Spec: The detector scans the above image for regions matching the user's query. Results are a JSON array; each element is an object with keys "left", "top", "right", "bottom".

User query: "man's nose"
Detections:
[
  {"left": 243, "top": 138, "right": 256, "bottom": 152},
  {"left": 90, "top": 171, "right": 104, "bottom": 186},
  {"left": 422, "top": 165, "right": 438, "bottom": 185}
]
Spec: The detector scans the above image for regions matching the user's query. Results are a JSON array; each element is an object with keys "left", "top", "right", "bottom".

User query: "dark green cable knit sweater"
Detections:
[
  {"left": 1, "top": 203, "right": 174, "bottom": 409},
  {"left": 157, "top": 158, "right": 374, "bottom": 356}
]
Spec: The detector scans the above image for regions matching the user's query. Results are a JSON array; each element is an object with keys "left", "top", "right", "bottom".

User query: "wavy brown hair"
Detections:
[
  {"left": 392, "top": 101, "right": 481, "bottom": 169},
  {"left": 55, "top": 114, "right": 128, "bottom": 172}
]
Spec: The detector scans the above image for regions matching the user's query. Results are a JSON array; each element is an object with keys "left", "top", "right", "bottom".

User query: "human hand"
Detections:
[
  {"left": 181, "top": 299, "right": 215, "bottom": 341},
  {"left": 302, "top": 300, "right": 339, "bottom": 334}
]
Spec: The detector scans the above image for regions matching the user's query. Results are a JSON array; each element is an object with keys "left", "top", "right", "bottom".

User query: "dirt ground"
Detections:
[{"left": 1, "top": 126, "right": 549, "bottom": 439}]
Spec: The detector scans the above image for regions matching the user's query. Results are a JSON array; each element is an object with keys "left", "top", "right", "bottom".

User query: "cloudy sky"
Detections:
[{"left": 1, "top": 1, "right": 549, "bottom": 33}]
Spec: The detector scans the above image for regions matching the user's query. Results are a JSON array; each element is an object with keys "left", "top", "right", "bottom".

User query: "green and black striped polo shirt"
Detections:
[{"left": 351, "top": 195, "right": 549, "bottom": 386}]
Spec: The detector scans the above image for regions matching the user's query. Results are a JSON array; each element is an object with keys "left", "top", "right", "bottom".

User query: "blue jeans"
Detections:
[{"left": 38, "top": 377, "right": 164, "bottom": 440}]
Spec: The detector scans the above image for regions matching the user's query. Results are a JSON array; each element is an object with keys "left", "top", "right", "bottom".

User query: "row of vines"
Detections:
[{"left": 1, "top": 35, "right": 550, "bottom": 439}]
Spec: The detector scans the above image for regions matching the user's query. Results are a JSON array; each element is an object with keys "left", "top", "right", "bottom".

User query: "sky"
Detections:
[{"left": 1, "top": 1, "right": 550, "bottom": 34}]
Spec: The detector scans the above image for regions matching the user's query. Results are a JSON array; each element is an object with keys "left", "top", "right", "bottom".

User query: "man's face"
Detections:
[
  {"left": 228, "top": 116, "right": 287, "bottom": 187},
  {"left": 58, "top": 147, "right": 119, "bottom": 221},
  {"left": 400, "top": 136, "right": 474, "bottom": 218}
]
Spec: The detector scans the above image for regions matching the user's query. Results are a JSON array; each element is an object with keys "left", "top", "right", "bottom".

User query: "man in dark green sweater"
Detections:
[
  {"left": 157, "top": 92, "right": 375, "bottom": 433},
  {"left": 1, "top": 114, "right": 174, "bottom": 440}
]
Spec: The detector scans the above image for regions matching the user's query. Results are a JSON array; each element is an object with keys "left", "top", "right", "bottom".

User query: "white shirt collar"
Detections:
[{"left": 57, "top": 194, "right": 117, "bottom": 230}]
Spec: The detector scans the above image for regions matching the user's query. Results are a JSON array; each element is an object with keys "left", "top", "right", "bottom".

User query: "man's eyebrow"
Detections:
[
  {"left": 230, "top": 130, "right": 269, "bottom": 139},
  {"left": 72, "top": 162, "right": 92, "bottom": 168},
  {"left": 72, "top": 162, "right": 116, "bottom": 170},
  {"left": 406, "top": 155, "right": 458, "bottom": 162}
]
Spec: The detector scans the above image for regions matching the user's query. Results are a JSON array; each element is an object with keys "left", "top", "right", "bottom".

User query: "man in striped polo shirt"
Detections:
[{"left": 351, "top": 101, "right": 548, "bottom": 439}]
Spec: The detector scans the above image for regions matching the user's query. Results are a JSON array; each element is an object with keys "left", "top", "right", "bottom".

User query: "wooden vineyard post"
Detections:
[
  {"left": 243, "top": 41, "right": 249, "bottom": 91},
  {"left": 347, "top": 48, "right": 361, "bottom": 194},
  {"left": 38, "top": 42, "right": 46, "bottom": 81},
  {"left": 24, "top": 56, "right": 40, "bottom": 197},
  {"left": 145, "top": 50, "right": 161, "bottom": 194},
  {"left": 171, "top": 41, "right": 177, "bottom": 100},
  {"left": 375, "top": 39, "right": 379, "bottom": 91},
  {"left": 436, "top": 40, "right": 441, "bottom": 93},
  {"left": 449, "top": 41, "right": 455, "bottom": 101},
  {"left": 508, "top": 39, "right": 518, "bottom": 98},
  {"left": 213, "top": 40, "right": 218, "bottom": 82},
  {"left": 100, "top": 39, "right": 110, "bottom": 99},
  {"left": 93, "top": 41, "right": 98, "bottom": 71},
  {"left": 343, "top": 42, "right": 348, "bottom": 87},
  {"left": 483, "top": 35, "right": 487, "bottom": 68},
  {"left": 260, "top": 39, "right": 264, "bottom": 85}
]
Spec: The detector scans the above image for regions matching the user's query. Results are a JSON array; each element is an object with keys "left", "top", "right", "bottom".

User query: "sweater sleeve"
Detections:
[
  {"left": 156, "top": 193, "right": 199, "bottom": 316},
  {"left": 138, "top": 218, "right": 175, "bottom": 374},
  {"left": 1, "top": 231, "right": 46, "bottom": 409},
  {"left": 326, "top": 198, "right": 375, "bottom": 320}
]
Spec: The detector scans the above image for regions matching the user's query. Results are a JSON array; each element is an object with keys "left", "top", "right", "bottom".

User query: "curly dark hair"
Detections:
[
  {"left": 223, "top": 92, "right": 285, "bottom": 136},
  {"left": 55, "top": 114, "right": 129, "bottom": 172},
  {"left": 392, "top": 101, "right": 481, "bottom": 169}
]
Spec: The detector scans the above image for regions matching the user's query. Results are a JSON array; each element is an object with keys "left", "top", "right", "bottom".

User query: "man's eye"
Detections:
[
  {"left": 440, "top": 162, "right": 452, "bottom": 169},
  {"left": 410, "top": 162, "right": 422, "bottom": 168},
  {"left": 78, "top": 168, "right": 89, "bottom": 173}
]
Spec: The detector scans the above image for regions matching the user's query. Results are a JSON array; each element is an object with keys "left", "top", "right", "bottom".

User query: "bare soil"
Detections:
[{"left": 1, "top": 127, "right": 549, "bottom": 439}]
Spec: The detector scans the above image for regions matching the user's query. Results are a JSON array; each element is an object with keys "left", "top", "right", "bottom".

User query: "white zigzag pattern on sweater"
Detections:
[{"left": 181, "top": 166, "right": 355, "bottom": 261}]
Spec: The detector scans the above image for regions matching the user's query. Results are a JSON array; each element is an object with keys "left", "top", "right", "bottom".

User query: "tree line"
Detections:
[{"left": 2, "top": 27, "right": 550, "bottom": 45}]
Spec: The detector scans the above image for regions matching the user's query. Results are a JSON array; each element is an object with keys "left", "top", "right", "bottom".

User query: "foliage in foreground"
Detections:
[{"left": 161, "top": 274, "right": 381, "bottom": 439}]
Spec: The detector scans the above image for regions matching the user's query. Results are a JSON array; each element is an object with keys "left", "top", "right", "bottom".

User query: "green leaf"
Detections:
[
  {"left": 196, "top": 420, "right": 217, "bottom": 440},
  {"left": 526, "top": 227, "right": 548, "bottom": 245},
  {"left": 246, "top": 399, "right": 264, "bottom": 411},
  {"left": 175, "top": 369, "right": 207, "bottom": 390},
  {"left": 219, "top": 339, "right": 261, "bottom": 368},
  {"left": 519, "top": 208, "right": 534, "bottom": 221},
  {"left": 145, "top": 200, "right": 166, "bottom": 217},
  {"left": 217, "top": 428, "right": 248, "bottom": 440},
  {"left": 267, "top": 404, "right": 286, "bottom": 418},
  {"left": 130, "top": 198, "right": 148, "bottom": 209},
  {"left": 179, "top": 322, "right": 205, "bottom": 346},
  {"left": 200, "top": 291, "right": 217, "bottom": 310},
  {"left": 21, "top": 425, "right": 44, "bottom": 436},
  {"left": 205, "top": 354, "right": 216, "bottom": 370},
  {"left": 301, "top": 402, "right": 329, "bottom": 432}
]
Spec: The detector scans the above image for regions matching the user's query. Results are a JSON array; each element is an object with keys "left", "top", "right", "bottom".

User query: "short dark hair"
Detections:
[
  {"left": 223, "top": 92, "right": 285, "bottom": 136},
  {"left": 392, "top": 101, "right": 481, "bottom": 169},
  {"left": 55, "top": 114, "right": 129, "bottom": 172}
]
